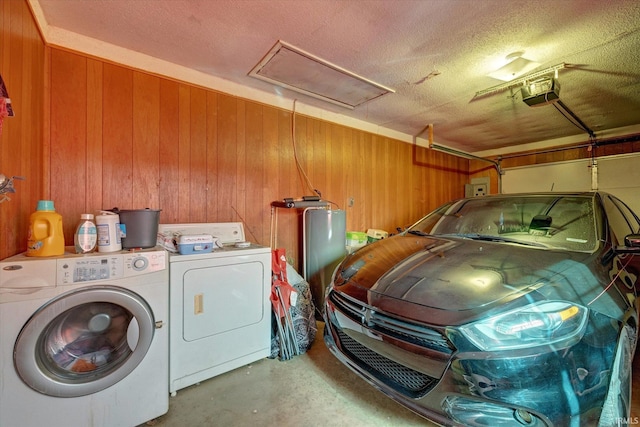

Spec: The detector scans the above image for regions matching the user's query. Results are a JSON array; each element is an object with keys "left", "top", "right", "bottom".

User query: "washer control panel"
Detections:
[
  {"left": 56, "top": 250, "right": 166, "bottom": 285},
  {"left": 57, "top": 255, "right": 123, "bottom": 284}
]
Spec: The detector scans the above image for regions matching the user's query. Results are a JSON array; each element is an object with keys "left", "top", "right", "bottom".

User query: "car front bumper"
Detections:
[{"left": 323, "top": 291, "right": 616, "bottom": 427}]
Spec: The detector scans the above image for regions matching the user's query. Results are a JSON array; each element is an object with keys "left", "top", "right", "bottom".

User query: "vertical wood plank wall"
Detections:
[
  {"left": 3, "top": 2, "right": 638, "bottom": 263},
  {"left": 0, "top": 0, "right": 45, "bottom": 260},
  {"left": 45, "top": 48, "right": 469, "bottom": 268}
]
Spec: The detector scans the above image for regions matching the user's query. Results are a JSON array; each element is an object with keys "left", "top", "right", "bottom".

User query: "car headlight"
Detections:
[{"left": 458, "top": 301, "right": 588, "bottom": 351}]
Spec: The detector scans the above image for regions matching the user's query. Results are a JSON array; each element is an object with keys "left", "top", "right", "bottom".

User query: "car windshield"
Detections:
[{"left": 408, "top": 195, "right": 598, "bottom": 252}]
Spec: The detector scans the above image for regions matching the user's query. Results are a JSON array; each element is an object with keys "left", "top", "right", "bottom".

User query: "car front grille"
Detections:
[
  {"left": 336, "top": 329, "right": 438, "bottom": 398},
  {"left": 328, "top": 290, "right": 452, "bottom": 398},
  {"left": 329, "top": 291, "right": 454, "bottom": 353}
]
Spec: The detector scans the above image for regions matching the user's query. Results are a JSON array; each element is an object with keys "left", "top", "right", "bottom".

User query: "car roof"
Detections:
[{"left": 457, "top": 191, "right": 603, "bottom": 202}]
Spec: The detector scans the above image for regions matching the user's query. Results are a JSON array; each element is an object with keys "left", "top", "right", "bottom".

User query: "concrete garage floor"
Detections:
[
  {"left": 146, "top": 321, "right": 429, "bottom": 427},
  {"left": 146, "top": 322, "right": 640, "bottom": 427}
]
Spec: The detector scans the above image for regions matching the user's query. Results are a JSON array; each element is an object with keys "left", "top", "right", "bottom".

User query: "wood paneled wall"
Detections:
[
  {"left": 7, "top": 1, "right": 638, "bottom": 264},
  {"left": 46, "top": 49, "right": 469, "bottom": 267},
  {"left": 0, "top": 0, "right": 46, "bottom": 260}
]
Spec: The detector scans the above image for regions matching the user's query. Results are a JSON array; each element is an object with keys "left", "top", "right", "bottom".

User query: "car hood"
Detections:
[{"left": 332, "top": 234, "right": 598, "bottom": 325}]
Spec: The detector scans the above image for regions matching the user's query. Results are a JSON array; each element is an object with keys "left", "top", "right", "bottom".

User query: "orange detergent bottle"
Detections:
[{"left": 26, "top": 200, "right": 65, "bottom": 257}]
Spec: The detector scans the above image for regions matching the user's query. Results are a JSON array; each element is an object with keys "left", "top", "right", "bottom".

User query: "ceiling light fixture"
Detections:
[
  {"left": 249, "top": 40, "right": 394, "bottom": 109},
  {"left": 487, "top": 52, "right": 540, "bottom": 82},
  {"left": 474, "top": 62, "right": 567, "bottom": 99}
]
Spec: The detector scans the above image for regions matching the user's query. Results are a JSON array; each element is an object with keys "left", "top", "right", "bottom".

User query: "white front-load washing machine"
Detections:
[
  {"left": 0, "top": 248, "right": 169, "bottom": 427},
  {"left": 158, "top": 223, "right": 272, "bottom": 395}
]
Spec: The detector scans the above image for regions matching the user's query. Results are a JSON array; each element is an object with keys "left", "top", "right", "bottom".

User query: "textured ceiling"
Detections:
[{"left": 33, "top": 0, "right": 640, "bottom": 154}]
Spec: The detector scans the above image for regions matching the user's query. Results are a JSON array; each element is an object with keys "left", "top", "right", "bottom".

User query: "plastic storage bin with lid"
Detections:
[
  {"left": 177, "top": 234, "right": 216, "bottom": 255},
  {"left": 366, "top": 228, "right": 388, "bottom": 243}
]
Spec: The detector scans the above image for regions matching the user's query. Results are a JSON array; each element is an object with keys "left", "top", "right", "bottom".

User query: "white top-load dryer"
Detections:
[{"left": 158, "top": 223, "right": 272, "bottom": 395}]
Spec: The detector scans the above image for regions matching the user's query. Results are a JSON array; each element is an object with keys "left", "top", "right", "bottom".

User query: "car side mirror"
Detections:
[
  {"left": 615, "top": 234, "right": 640, "bottom": 254},
  {"left": 625, "top": 234, "right": 640, "bottom": 247}
]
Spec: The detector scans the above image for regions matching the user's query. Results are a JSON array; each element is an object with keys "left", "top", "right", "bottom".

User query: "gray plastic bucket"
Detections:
[{"left": 111, "top": 208, "right": 161, "bottom": 249}]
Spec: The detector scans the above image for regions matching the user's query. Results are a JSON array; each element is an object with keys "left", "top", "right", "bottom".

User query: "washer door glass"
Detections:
[{"left": 14, "top": 285, "right": 155, "bottom": 397}]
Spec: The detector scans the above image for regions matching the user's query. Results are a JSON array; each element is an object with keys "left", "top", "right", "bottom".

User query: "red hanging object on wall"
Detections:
[
  {"left": 0, "top": 97, "right": 8, "bottom": 137},
  {"left": 0, "top": 73, "right": 14, "bottom": 137}
]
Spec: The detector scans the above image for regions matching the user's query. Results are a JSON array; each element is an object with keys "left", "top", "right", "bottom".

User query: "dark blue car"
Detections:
[{"left": 324, "top": 192, "right": 639, "bottom": 426}]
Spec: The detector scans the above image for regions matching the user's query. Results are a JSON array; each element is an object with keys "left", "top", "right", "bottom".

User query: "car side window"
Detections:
[
  {"left": 611, "top": 195, "right": 640, "bottom": 234},
  {"left": 603, "top": 195, "right": 640, "bottom": 244}
]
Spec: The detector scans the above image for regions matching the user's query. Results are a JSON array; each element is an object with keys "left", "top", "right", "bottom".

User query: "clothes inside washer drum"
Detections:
[{"left": 269, "top": 263, "right": 317, "bottom": 360}]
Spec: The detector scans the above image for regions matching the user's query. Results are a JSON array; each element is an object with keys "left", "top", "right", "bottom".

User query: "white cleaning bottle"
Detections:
[{"left": 74, "top": 213, "right": 98, "bottom": 253}]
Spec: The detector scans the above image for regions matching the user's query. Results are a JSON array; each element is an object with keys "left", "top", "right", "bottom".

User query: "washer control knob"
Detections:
[{"left": 132, "top": 257, "right": 148, "bottom": 271}]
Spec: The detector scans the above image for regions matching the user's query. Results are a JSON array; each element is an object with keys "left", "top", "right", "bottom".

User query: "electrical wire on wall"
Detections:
[
  {"left": 270, "top": 100, "right": 341, "bottom": 249},
  {"left": 291, "top": 99, "right": 317, "bottom": 196},
  {"left": 290, "top": 99, "right": 340, "bottom": 209}
]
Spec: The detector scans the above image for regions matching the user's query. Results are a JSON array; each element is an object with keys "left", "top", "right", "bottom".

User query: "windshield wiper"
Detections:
[
  {"left": 437, "top": 233, "right": 548, "bottom": 248},
  {"left": 407, "top": 230, "right": 431, "bottom": 237}
]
